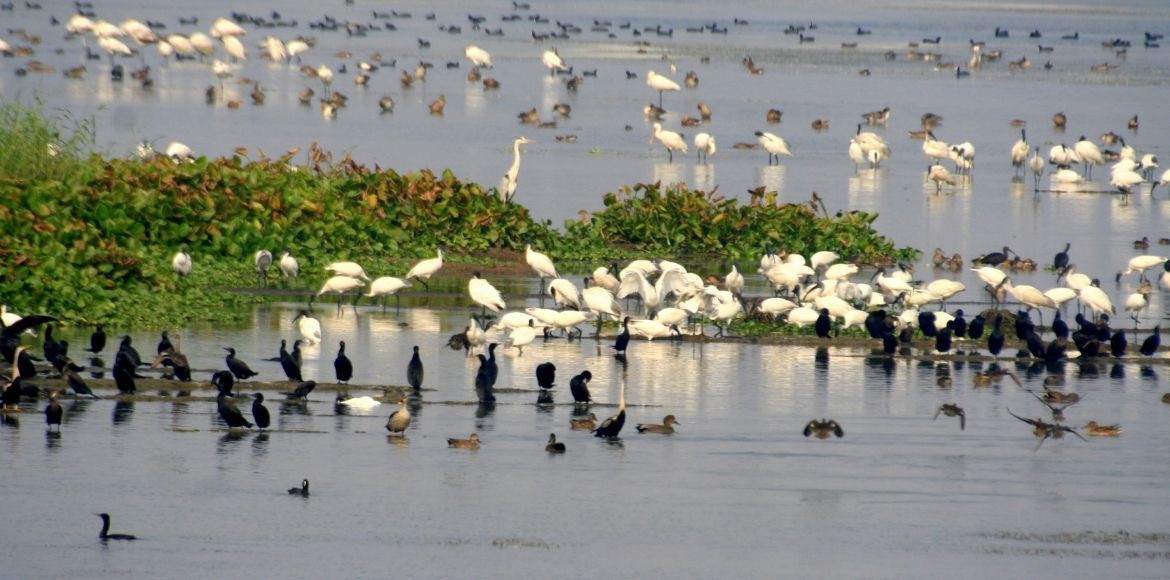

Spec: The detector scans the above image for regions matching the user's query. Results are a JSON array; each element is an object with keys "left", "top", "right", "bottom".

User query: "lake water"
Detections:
[{"left": 2, "top": 0, "right": 1170, "bottom": 577}]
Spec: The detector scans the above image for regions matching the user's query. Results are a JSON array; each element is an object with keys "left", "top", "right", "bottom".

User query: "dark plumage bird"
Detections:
[
  {"left": 117, "top": 336, "right": 142, "bottom": 369},
  {"left": 1140, "top": 325, "right": 1160, "bottom": 356},
  {"left": 279, "top": 341, "right": 302, "bottom": 382},
  {"left": 211, "top": 370, "right": 235, "bottom": 398},
  {"left": 16, "top": 346, "right": 36, "bottom": 379},
  {"left": 935, "top": 321, "right": 953, "bottom": 353},
  {"left": 1053, "top": 242, "right": 1070, "bottom": 274},
  {"left": 1025, "top": 331, "right": 1046, "bottom": 359},
  {"left": 1015, "top": 311, "right": 1035, "bottom": 341},
  {"left": 44, "top": 391, "right": 62, "bottom": 431},
  {"left": 569, "top": 370, "right": 592, "bottom": 403},
  {"left": 803, "top": 419, "right": 845, "bottom": 439},
  {"left": 918, "top": 311, "right": 938, "bottom": 338},
  {"left": 864, "top": 309, "right": 888, "bottom": 339},
  {"left": 1110, "top": 330, "right": 1128, "bottom": 357},
  {"left": 285, "top": 380, "right": 317, "bottom": 401},
  {"left": 593, "top": 376, "right": 626, "bottom": 439},
  {"left": 474, "top": 354, "right": 495, "bottom": 403},
  {"left": 42, "top": 324, "right": 65, "bottom": 364},
  {"left": 334, "top": 341, "right": 353, "bottom": 384},
  {"left": 87, "top": 324, "right": 106, "bottom": 353},
  {"left": 933, "top": 403, "right": 965, "bottom": 430},
  {"left": 224, "top": 347, "right": 259, "bottom": 380},
  {"left": 157, "top": 330, "right": 173, "bottom": 354},
  {"left": 881, "top": 332, "right": 897, "bottom": 355},
  {"left": 252, "top": 393, "right": 271, "bottom": 429},
  {"left": 545, "top": 433, "right": 566, "bottom": 453},
  {"left": 407, "top": 345, "right": 424, "bottom": 390},
  {"left": 288, "top": 479, "right": 310, "bottom": 496},
  {"left": 1052, "top": 311, "right": 1069, "bottom": 339},
  {"left": 967, "top": 313, "right": 985, "bottom": 340},
  {"left": 612, "top": 316, "right": 631, "bottom": 355},
  {"left": 112, "top": 354, "right": 136, "bottom": 394},
  {"left": 96, "top": 513, "right": 136, "bottom": 541},
  {"left": 152, "top": 350, "right": 191, "bottom": 381},
  {"left": 988, "top": 315, "right": 1005, "bottom": 356},
  {"left": 217, "top": 392, "right": 253, "bottom": 428},
  {"left": 484, "top": 343, "right": 499, "bottom": 385},
  {"left": 63, "top": 361, "right": 99, "bottom": 399},
  {"left": 535, "top": 362, "right": 556, "bottom": 389},
  {"left": 815, "top": 308, "right": 832, "bottom": 338},
  {"left": 951, "top": 309, "right": 967, "bottom": 338},
  {"left": 1007, "top": 407, "right": 1086, "bottom": 450}
]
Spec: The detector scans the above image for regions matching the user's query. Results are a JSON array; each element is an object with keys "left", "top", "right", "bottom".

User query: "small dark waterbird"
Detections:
[
  {"left": 535, "top": 362, "right": 555, "bottom": 389},
  {"left": 217, "top": 392, "right": 253, "bottom": 428},
  {"left": 225, "top": 347, "right": 259, "bottom": 380},
  {"left": 593, "top": 376, "right": 627, "bottom": 438},
  {"left": 96, "top": 513, "right": 136, "bottom": 541},
  {"left": 407, "top": 345, "right": 424, "bottom": 390},
  {"left": 570, "top": 370, "right": 592, "bottom": 403},
  {"left": 334, "top": 341, "right": 353, "bottom": 384},
  {"left": 44, "top": 391, "right": 62, "bottom": 431},
  {"left": 288, "top": 479, "right": 310, "bottom": 496},
  {"left": 933, "top": 403, "right": 965, "bottom": 430},
  {"left": 803, "top": 419, "right": 844, "bottom": 439},
  {"left": 252, "top": 393, "right": 270, "bottom": 429},
  {"left": 545, "top": 433, "right": 566, "bottom": 453}
]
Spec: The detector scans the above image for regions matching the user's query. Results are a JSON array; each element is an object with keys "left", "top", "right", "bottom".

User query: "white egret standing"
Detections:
[
  {"left": 222, "top": 35, "right": 246, "bottom": 62},
  {"left": 755, "top": 131, "right": 792, "bottom": 165},
  {"left": 498, "top": 137, "right": 532, "bottom": 202},
  {"left": 286, "top": 39, "right": 309, "bottom": 63},
  {"left": 263, "top": 36, "right": 286, "bottom": 63},
  {"left": 406, "top": 247, "right": 444, "bottom": 291},
  {"left": 506, "top": 320, "right": 538, "bottom": 355},
  {"left": 646, "top": 70, "right": 680, "bottom": 108},
  {"left": 1001, "top": 277, "right": 1057, "bottom": 326},
  {"left": 365, "top": 276, "right": 411, "bottom": 313},
  {"left": 849, "top": 138, "right": 866, "bottom": 170},
  {"left": 188, "top": 32, "right": 215, "bottom": 59},
  {"left": 1010, "top": 129, "right": 1028, "bottom": 177},
  {"left": 650, "top": 123, "right": 687, "bottom": 163},
  {"left": 694, "top": 132, "right": 715, "bottom": 164},
  {"left": 1120, "top": 255, "right": 1168, "bottom": 283}
]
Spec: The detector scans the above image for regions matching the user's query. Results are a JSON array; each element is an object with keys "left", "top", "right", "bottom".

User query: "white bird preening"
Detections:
[
  {"left": 854, "top": 124, "right": 890, "bottom": 169},
  {"left": 498, "top": 137, "right": 532, "bottom": 203},
  {"left": 1000, "top": 277, "right": 1057, "bottom": 326},
  {"left": 928, "top": 163, "right": 956, "bottom": 193},
  {"left": 465, "top": 45, "right": 492, "bottom": 68},
  {"left": 171, "top": 247, "right": 192, "bottom": 277},
  {"left": 755, "top": 131, "right": 792, "bottom": 165},
  {"left": 525, "top": 243, "right": 558, "bottom": 289},
  {"left": 365, "top": 276, "right": 411, "bottom": 313},
  {"left": 406, "top": 247, "right": 444, "bottom": 291},
  {"left": 1074, "top": 135, "right": 1104, "bottom": 179},
  {"left": 294, "top": 310, "right": 322, "bottom": 345},
  {"left": 650, "top": 123, "right": 687, "bottom": 163},
  {"left": 469, "top": 272, "right": 506, "bottom": 314},
  {"left": 1150, "top": 169, "right": 1170, "bottom": 197},
  {"left": 646, "top": 70, "right": 680, "bottom": 107},
  {"left": 506, "top": 320, "right": 538, "bottom": 355},
  {"left": 165, "top": 141, "right": 194, "bottom": 163},
  {"left": 279, "top": 250, "right": 299, "bottom": 279},
  {"left": 542, "top": 48, "right": 567, "bottom": 75},
  {"left": 694, "top": 132, "right": 715, "bottom": 164},
  {"left": 1010, "top": 128, "right": 1029, "bottom": 177}
]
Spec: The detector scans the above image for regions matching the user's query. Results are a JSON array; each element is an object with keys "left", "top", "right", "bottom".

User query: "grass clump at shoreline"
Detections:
[{"left": 0, "top": 101, "right": 917, "bottom": 329}]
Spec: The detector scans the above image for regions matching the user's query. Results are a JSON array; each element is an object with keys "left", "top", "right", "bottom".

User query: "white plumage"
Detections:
[
  {"left": 650, "top": 123, "right": 687, "bottom": 163},
  {"left": 325, "top": 262, "right": 370, "bottom": 281},
  {"left": 755, "top": 131, "right": 792, "bottom": 165},
  {"left": 694, "top": 132, "right": 716, "bottom": 163},
  {"left": 464, "top": 45, "right": 492, "bottom": 68},
  {"left": 469, "top": 273, "right": 506, "bottom": 312},
  {"left": 499, "top": 137, "right": 533, "bottom": 202}
]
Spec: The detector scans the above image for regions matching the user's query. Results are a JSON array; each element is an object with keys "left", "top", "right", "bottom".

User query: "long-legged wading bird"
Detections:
[{"left": 499, "top": 137, "right": 532, "bottom": 202}]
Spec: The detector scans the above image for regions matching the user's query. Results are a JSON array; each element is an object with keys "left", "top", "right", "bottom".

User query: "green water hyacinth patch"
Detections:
[{"left": 0, "top": 102, "right": 915, "bottom": 328}]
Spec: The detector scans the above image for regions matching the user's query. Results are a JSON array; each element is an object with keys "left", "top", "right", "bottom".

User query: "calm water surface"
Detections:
[{"left": 2, "top": 0, "right": 1170, "bottom": 576}]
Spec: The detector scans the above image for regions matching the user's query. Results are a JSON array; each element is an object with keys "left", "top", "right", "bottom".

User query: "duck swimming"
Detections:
[
  {"left": 803, "top": 419, "right": 844, "bottom": 439},
  {"left": 1083, "top": 421, "right": 1121, "bottom": 436},
  {"left": 448, "top": 433, "right": 480, "bottom": 448},
  {"left": 636, "top": 414, "right": 679, "bottom": 434},
  {"left": 545, "top": 433, "right": 566, "bottom": 453},
  {"left": 569, "top": 413, "right": 597, "bottom": 430},
  {"left": 288, "top": 479, "right": 310, "bottom": 496},
  {"left": 96, "top": 513, "right": 136, "bottom": 541}
]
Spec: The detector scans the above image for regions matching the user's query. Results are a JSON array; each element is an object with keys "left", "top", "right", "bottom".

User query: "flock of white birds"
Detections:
[{"left": 148, "top": 240, "right": 1170, "bottom": 357}]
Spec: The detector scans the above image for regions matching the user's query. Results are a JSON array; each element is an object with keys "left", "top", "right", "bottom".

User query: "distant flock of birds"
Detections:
[{"left": 2, "top": 6, "right": 1167, "bottom": 202}]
